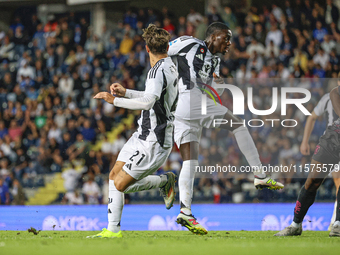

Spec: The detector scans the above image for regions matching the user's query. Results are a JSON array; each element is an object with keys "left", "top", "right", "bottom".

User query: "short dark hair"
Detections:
[
  {"left": 142, "top": 24, "right": 171, "bottom": 54},
  {"left": 206, "top": 22, "right": 232, "bottom": 38}
]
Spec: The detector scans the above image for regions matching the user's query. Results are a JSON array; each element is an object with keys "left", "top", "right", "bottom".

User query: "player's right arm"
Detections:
[
  {"left": 330, "top": 86, "right": 340, "bottom": 117},
  {"left": 94, "top": 91, "right": 157, "bottom": 111},
  {"left": 110, "top": 83, "right": 144, "bottom": 98},
  {"left": 300, "top": 93, "right": 328, "bottom": 155},
  {"left": 300, "top": 111, "right": 318, "bottom": 155},
  {"left": 96, "top": 67, "right": 164, "bottom": 111}
]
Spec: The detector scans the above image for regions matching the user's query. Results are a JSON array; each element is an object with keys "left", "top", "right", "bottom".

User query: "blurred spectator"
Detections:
[
  {"left": 313, "top": 21, "right": 328, "bottom": 42},
  {"left": 62, "top": 190, "right": 84, "bottom": 205},
  {"left": 195, "top": 17, "right": 208, "bottom": 40},
  {"left": 163, "top": 18, "right": 175, "bottom": 35},
  {"left": 321, "top": 35, "right": 336, "bottom": 54},
  {"left": 265, "top": 24, "right": 283, "bottom": 47},
  {"left": 325, "top": 0, "right": 339, "bottom": 27},
  {"left": 58, "top": 72, "right": 74, "bottom": 97},
  {"left": 0, "top": 36, "right": 14, "bottom": 61},
  {"left": 208, "top": 6, "right": 224, "bottom": 24},
  {"left": 82, "top": 174, "right": 101, "bottom": 204},
  {"left": 81, "top": 119, "right": 96, "bottom": 142},
  {"left": 119, "top": 33, "right": 133, "bottom": 55},
  {"left": 8, "top": 120, "right": 24, "bottom": 140},
  {"left": 313, "top": 48, "right": 330, "bottom": 69},
  {"left": 247, "top": 38, "right": 265, "bottom": 57},
  {"left": 0, "top": 121, "right": 8, "bottom": 139},
  {"left": 67, "top": 134, "right": 88, "bottom": 161},
  {"left": 271, "top": 4, "right": 284, "bottom": 21},
  {"left": 62, "top": 164, "right": 81, "bottom": 192},
  {"left": 11, "top": 179, "right": 25, "bottom": 205},
  {"left": 0, "top": 178, "right": 10, "bottom": 205},
  {"left": 0, "top": 159, "right": 10, "bottom": 179},
  {"left": 220, "top": 6, "right": 237, "bottom": 30},
  {"left": 187, "top": 8, "right": 203, "bottom": 26}
]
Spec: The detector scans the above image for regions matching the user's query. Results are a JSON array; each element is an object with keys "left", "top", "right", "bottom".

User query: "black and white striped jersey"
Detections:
[
  {"left": 136, "top": 57, "right": 178, "bottom": 148},
  {"left": 168, "top": 36, "right": 220, "bottom": 94},
  {"left": 314, "top": 93, "right": 339, "bottom": 126}
]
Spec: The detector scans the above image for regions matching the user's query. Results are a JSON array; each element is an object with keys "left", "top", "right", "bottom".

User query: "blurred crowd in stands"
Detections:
[{"left": 0, "top": 0, "right": 339, "bottom": 205}]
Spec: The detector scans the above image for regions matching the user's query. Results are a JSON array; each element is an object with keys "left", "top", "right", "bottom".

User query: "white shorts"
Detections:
[
  {"left": 174, "top": 94, "right": 228, "bottom": 147},
  {"left": 117, "top": 133, "right": 172, "bottom": 180}
]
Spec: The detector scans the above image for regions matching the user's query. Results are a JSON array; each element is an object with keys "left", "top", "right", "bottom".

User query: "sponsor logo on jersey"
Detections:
[
  {"left": 203, "top": 64, "right": 211, "bottom": 73},
  {"left": 212, "top": 58, "right": 219, "bottom": 68},
  {"left": 169, "top": 40, "right": 177, "bottom": 46},
  {"left": 195, "top": 54, "right": 204, "bottom": 61}
]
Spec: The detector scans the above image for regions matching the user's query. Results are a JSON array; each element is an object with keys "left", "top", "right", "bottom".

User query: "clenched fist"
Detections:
[{"left": 110, "top": 83, "right": 126, "bottom": 97}]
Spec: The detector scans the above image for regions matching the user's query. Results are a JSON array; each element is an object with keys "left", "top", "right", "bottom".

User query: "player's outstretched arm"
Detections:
[
  {"left": 113, "top": 94, "right": 157, "bottom": 110},
  {"left": 110, "top": 83, "right": 145, "bottom": 99},
  {"left": 330, "top": 87, "right": 340, "bottom": 117},
  {"left": 94, "top": 91, "right": 157, "bottom": 111}
]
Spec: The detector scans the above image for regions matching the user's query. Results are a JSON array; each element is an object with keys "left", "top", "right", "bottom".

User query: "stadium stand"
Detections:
[{"left": 0, "top": 1, "right": 339, "bottom": 205}]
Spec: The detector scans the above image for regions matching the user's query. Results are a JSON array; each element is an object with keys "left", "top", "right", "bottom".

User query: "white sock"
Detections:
[
  {"left": 107, "top": 180, "right": 124, "bottom": 233},
  {"left": 179, "top": 160, "right": 197, "bottom": 215},
  {"left": 330, "top": 201, "right": 337, "bottom": 225},
  {"left": 233, "top": 126, "right": 265, "bottom": 178},
  {"left": 123, "top": 175, "right": 167, "bottom": 194},
  {"left": 334, "top": 221, "right": 340, "bottom": 227},
  {"left": 291, "top": 221, "right": 302, "bottom": 228}
]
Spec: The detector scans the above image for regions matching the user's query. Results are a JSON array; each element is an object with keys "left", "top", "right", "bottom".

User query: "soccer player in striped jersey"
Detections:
[
  {"left": 275, "top": 83, "right": 340, "bottom": 237},
  {"left": 300, "top": 88, "right": 340, "bottom": 231},
  {"left": 168, "top": 22, "right": 283, "bottom": 235},
  {"left": 87, "top": 24, "right": 178, "bottom": 238}
]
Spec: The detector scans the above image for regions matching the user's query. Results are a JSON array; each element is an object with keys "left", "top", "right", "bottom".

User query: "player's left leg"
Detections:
[
  {"left": 87, "top": 161, "right": 130, "bottom": 238},
  {"left": 176, "top": 141, "right": 208, "bottom": 235},
  {"left": 274, "top": 159, "right": 332, "bottom": 237},
  {"left": 87, "top": 161, "right": 174, "bottom": 238},
  {"left": 173, "top": 117, "right": 208, "bottom": 235},
  {"left": 87, "top": 138, "right": 175, "bottom": 239},
  {"left": 218, "top": 111, "right": 284, "bottom": 190}
]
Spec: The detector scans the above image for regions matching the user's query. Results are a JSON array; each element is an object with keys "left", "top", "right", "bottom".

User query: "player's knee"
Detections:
[
  {"left": 305, "top": 178, "right": 322, "bottom": 192},
  {"left": 114, "top": 180, "right": 126, "bottom": 192},
  {"left": 332, "top": 176, "right": 340, "bottom": 190}
]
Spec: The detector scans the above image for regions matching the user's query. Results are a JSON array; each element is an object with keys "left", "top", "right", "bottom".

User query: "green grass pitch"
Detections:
[{"left": 1, "top": 230, "right": 340, "bottom": 255}]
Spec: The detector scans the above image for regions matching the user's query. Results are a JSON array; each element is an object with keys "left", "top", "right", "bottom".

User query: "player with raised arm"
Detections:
[
  {"left": 275, "top": 84, "right": 340, "bottom": 237},
  {"left": 168, "top": 22, "right": 283, "bottom": 235},
  {"left": 87, "top": 24, "right": 178, "bottom": 238},
  {"left": 300, "top": 83, "right": 340, "bottom": 231}
]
